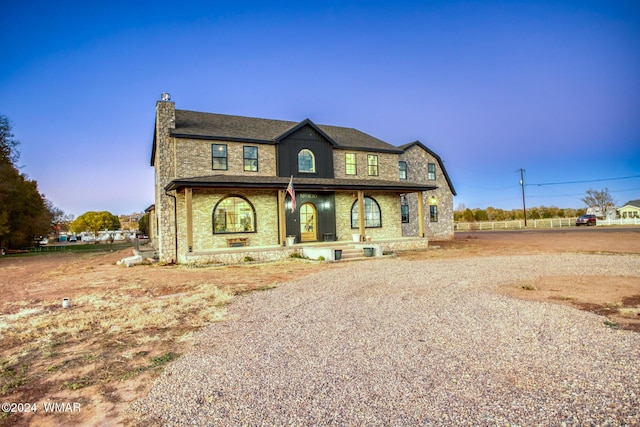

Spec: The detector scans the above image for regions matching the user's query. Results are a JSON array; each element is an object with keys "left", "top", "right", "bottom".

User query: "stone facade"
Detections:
[
  {"left": 175, "top": 139, "right": 277, "bottom": 178},
  {"left": 332, "top": 149, "right": 398, "bottom": 181},
  {"left": 400, "top": 143, "right": 455, "bottom": 240},
  {"left": 154, "top": 101, "right": 176, "bottom": 262},
  {"left": 176, "top": 189, "right": 279, "bottom": 262},
  {"left": 334, "top": 192, "right": 401, "bottom": 242}
]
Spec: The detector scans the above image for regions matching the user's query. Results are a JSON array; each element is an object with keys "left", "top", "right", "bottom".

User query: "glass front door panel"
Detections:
[{"left": 300, "top": 203, "right": 317, "bottom": 242}]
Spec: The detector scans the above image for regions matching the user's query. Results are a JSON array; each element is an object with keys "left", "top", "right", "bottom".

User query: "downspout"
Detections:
[{"left": 165, "top": 189, "right": 178, "bottom": 263}]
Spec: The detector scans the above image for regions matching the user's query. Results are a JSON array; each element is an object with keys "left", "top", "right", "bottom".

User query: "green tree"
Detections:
[
  {"left": 138, "top": 213, "right": 149, "bottom": 236},
  {"left": 462, "top": 208, "right": 475, "bottom": 222},
  {"left": 0, "top": 114, "right": 54, "bottom": 248},
  {"left": 71, "top": 211, "right": 121, "bottom": 241},
  {"left": 539, "top": 205, "right": 555, "bottom": 219},
  {"left": 0, "top": 114, "right": 20, "bottom": 165},
  {"left": 474, "top": 209, "right": 488, "bottom": 221}
]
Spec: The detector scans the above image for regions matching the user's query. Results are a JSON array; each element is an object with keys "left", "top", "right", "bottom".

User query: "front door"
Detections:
[{"left": 300, "top": 203, "right": 317, "bottom": 242}]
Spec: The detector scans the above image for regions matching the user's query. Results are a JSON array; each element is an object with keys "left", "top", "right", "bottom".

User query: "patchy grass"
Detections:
[
  {"left": 0, "top": 281, "right": 234, "bottom": 425},
  {"left": 604, "top": 320, "right": 619, "bottom": 328},
  {"left": 7, "top": 242, "right": 135, "bottom": 257}
]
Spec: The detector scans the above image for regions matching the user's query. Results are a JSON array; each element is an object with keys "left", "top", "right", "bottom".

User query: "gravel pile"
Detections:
[{"left": 131, "top": 253, "right": 640, "bottom": 426}]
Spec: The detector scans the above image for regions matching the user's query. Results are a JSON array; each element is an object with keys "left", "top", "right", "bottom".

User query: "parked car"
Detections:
[
  {"left": 576, "top": 214, "right": 597, "bottom": 226},
  {"left": 68, "top": 235, "right": 78, "bottom": 242}
]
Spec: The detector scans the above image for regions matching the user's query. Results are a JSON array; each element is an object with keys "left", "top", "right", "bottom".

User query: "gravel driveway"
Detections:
[{"left": 131, "top": 254, "right": 640, "bottom": 426}]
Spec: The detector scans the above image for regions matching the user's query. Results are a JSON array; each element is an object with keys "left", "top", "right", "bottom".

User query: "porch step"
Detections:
[
  {"left": 336, "top": 245, "right": 375, "bottom": 261},
  {"left": 337, "top": 247, "right": 361, "bottom": 260},
  {"left": 297, "top": 242, "right": 380, "bottom": 261}
]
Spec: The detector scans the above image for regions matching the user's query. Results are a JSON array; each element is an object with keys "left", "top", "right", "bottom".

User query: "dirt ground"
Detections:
[
  {"left": 1, "top": 228, "right": 638, "bottom": 426},
  {"left": 410, "top": 228, "right": 640, "bottom": 333}
]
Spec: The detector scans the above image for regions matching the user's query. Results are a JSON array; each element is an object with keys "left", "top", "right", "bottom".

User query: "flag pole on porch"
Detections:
[{"left": 286, "top": 175, "right": 296, "bottom": 213}]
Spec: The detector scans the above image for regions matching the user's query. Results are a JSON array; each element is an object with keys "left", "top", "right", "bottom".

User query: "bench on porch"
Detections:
[{"left": 226, "top": 237, "right": 249, "bottom": 247}]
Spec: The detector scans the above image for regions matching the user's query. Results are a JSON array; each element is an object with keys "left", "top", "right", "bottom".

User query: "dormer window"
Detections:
[{"left": 298, "top": 149, "right": 316, "bottom": 173}]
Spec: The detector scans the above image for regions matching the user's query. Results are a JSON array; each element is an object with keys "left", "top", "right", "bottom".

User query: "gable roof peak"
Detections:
[{"left": 275, "top": 118, "right": 338, "bottom": 146}]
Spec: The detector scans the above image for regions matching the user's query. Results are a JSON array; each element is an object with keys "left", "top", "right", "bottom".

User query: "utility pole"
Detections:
[{"left": 520, "top": 168, "right": 527, "bottom": 227}]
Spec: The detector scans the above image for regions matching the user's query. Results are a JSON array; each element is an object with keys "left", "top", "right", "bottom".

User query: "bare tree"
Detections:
[{"left": 582, "top": 188, "right": 616, "bottom": 216}]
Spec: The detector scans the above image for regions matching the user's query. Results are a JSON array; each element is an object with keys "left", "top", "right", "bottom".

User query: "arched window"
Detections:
[
  {"left": 213, "top": 196, "right": 256, "bottom": 233},
  {"left": 351, "top": 196, "right": 382, "bottom": 228},
  {"left": 298, "top": 149, "right": 316, "bottom": 173}
]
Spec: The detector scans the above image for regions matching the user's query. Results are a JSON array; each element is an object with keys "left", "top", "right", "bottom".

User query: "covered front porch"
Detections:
[{"left": 164, "top": 175, "right": 435, "bottom": 264}]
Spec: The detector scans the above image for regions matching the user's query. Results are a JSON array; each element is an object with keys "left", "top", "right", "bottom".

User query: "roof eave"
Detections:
[
  {"left": 165, "top": 179, "right": 435, "bottom": 193},
  {"left": 170, "top": 132, "right": 275, "bottom": 144}
]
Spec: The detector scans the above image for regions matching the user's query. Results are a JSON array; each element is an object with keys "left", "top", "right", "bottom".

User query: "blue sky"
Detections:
[{"left": 2, "top": 0, "right": 639, "bottom": 217}]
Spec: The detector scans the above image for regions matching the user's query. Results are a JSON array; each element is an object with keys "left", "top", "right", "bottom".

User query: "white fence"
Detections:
[
  {"left": 595, "top": 218, "right": 640, "bottom": 226},
  {"left": 454, "top": 217, "right": 640, "bottom": 231}
]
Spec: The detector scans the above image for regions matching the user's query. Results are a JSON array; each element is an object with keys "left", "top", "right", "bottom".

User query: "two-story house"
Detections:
[{"left": 150, "top": 96, "right": 455, "bottom": 263}]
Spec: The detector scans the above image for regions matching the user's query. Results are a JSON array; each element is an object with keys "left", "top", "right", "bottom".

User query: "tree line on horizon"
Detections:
[
  {"left": 454, "top": 205, "right": 588, "bottom": 222},
  {"left": 455, "top": 188, "right": 616, "bottom": 222}
]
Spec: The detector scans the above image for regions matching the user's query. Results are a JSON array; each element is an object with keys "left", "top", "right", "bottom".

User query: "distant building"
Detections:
[
  {"left": 619, "top": 199, "right": 640, "bottom": 219},
  {"left": 119, "top": 213, "right": 143, "bottom": 231},
  {"left": 586, "top": 206, "right": 617, "bottom": 220}
]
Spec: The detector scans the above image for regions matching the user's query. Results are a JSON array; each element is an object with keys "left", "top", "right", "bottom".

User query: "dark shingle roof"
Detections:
[
  {"left": 622, "top": 199, "right": 640, "bottom": 208},
  {"left": 172, "top": 110, "right": 401, "bottom": 153}
]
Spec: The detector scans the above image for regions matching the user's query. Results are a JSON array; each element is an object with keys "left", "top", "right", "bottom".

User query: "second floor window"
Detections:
[
  {"left": 399, "top": 161, "right": 407, "bottom": 180},
  {"left": 244, "top": 146, "right": 258, "bottom": 172},
  {"left": 212, "top": 144, "right": 228, "bottom": 170},
  {"left": 428, "top": 163, "right": 436, "bottom": 180},
  {"left": 298, "top": 149, "right": 315, "bottom": 173},
  {"left": 367, "top": 155, "right": 378, "bottom": 176},
  {"left": 345, "top": 153, "right": 357, "bottom": 175}
]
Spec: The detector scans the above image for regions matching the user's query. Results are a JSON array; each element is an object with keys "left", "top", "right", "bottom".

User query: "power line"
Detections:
[{"left": 526, "top": 175, "right": 640, "bottom": 187}]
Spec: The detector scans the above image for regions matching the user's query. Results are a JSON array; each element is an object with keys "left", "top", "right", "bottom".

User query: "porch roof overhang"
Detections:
[{"left": 165, "top": 175, "right": 436, "bottom": 193}]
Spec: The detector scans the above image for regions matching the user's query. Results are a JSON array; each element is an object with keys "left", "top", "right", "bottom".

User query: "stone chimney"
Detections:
[
  {"left": 154, "top": 93, "right": 177, "bottom": 263},
  {"left": 156, "top": 93, "right": 175, "bottom": 131}
]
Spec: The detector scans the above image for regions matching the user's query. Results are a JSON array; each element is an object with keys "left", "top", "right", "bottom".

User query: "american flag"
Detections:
[{"left": 286, "top": 175, "right": 296, "bottom": 213}]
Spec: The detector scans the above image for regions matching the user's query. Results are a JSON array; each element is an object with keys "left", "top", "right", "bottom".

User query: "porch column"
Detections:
[
  {"left": 358, "top": 190, "right": 365, "bottom": 241},
  {"left": 277, "top": 189, "right": 286, "bottom": 245},
  {"left": 185, "top": 187, "right": 193, "bottom": 252},
  {"left": 417, "top": 191, "right": 425, "bottom": 238}
]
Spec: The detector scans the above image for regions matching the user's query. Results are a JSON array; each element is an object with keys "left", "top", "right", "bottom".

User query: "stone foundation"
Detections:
[{"left": 180, "top": 237, "right": 428, "bottom": 265}]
